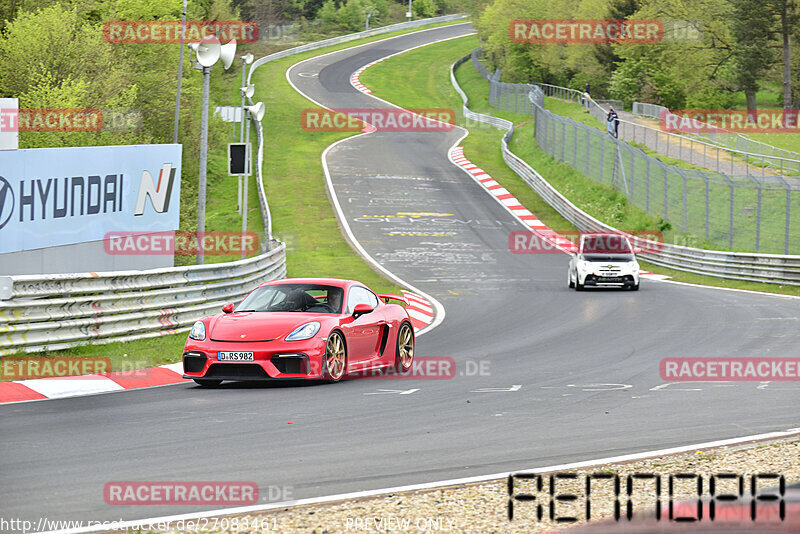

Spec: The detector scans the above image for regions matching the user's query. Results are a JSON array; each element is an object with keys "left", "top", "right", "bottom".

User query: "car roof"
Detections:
[{"left": 256, "top": 278, "right": 360, "bottom": 289}]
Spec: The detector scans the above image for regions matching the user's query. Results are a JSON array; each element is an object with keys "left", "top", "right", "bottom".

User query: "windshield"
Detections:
[
  {"left": 581, "top": 254, "right": 635, "bottom": 262},
  {"left": 581, "top": 235, "right": 633, "bottom": 255},
  {"left": 236, "top": 284, "right": 344, "bottom": 313}
]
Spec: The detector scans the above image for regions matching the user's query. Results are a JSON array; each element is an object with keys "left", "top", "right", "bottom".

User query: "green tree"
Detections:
[
  {"left": 730, "top": 0, "right": 776, "bottom": 113},
  {"left": 768, "top": 0, "right": 798, "bottom": 110},
  {"left": 317, "top": 0, "right": 339, "bottom": 25},
  {"left": 412, "top": 0, "right": 436, "bottom": 18},
  {"left": 608, "top": 0, "right": 737, "bottom": 108}
]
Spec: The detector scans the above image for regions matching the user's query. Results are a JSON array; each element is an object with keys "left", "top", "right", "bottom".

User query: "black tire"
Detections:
[
  {"left": 630, "top": 282, "right": 640, "bottom": 291},
  {"left": 193, "top": 379, "right": 222, "bottom": 387},
  {"left": 322, "top": 331, "right": 347, "bottom": 382},
  {"left": 395, "top": 322, "right": 415, "bottom": 373},
  {"left": 568, "top": 270, "right": 575, "bottom": 288},
  {"left": 575, "top": 278, "right": 584, "bottom": 291}
]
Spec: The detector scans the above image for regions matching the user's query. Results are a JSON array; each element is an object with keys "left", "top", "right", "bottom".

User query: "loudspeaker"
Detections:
[
  {"left": 242, "top": 53, "right": 254, "bottom": 65},
  {"left": 242, "top": 84, "right": 255, "bottom": 98},
  {"left": 247, "top": 102, "right": 265, "bottom": 121},
  {"left": 219, "top": 39, "right": 238, "bottom": 70},
  {"left": 190, "top": 35, "right": 221, "bottom": 67}
]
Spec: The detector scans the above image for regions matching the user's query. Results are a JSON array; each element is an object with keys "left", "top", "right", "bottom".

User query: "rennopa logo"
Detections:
[
  {"left": 0, "top": 176, "right": 14, "bottom": 230},
  {"left": 135, "top": 163, "right": 176, "bottom": 216}
]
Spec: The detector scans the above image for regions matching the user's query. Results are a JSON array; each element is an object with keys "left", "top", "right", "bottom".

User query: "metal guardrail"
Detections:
[
  {"left": 633, "top": 101, "right": 668, "bottom": 120},
  {"left": 0, "top": 245, "right": 287, "bottom": 355},
  {"left": 452, "top": 54, "right": 800, "bottom": 286},
  {"left": 247, "top": 14, "right": 468, "bottom": 85}
]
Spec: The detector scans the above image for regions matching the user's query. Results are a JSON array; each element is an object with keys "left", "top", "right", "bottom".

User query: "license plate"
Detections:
[
  {"left": 217, "top": 351, "right": 254, "bottom": 361},
  {"left": 600, "top": 272, "right": 619, "bottom": 277}
]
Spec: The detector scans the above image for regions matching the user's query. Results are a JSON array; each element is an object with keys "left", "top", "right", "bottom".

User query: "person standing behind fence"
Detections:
[
  {"left": 607, "top": 105, "right": 619, "bottom": 138},
  {"left": 582, "top": 82, "right": 591, "bottom": 108}
]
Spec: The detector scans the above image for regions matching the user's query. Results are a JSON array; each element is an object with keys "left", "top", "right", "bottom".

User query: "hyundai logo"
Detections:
[{"left": 0, "top": 176, "right": 14, "bottom": 230}]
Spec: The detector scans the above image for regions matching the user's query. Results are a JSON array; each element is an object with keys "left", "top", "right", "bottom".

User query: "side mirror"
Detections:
[
  {"left": 352, "top": 303, "right": 374, "bottom": 319},
  {"left": 222, "top": 303, "right": 235, "bottom": 313},
  {"left": 633, "top": 247, "right": 643, "bottom": 255}
]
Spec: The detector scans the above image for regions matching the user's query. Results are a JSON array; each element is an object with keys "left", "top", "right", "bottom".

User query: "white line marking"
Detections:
[
  {"left": 19, "top": 377, "right": 125, "bottom": 399},
  {"left": 285, "top": 31, "right": 469, "bottom": 337},
  {"left": 408, "top": 309, "right": 434, "bottom": 323},
  {"left": 470, "top": 385, "right": 521, "bottom": 392},
  {"left": 43, "top": 427, "right": 800, "bottom": 534},
  {"left": 364, "top": 388, "right": 419, "bottom": 395}
]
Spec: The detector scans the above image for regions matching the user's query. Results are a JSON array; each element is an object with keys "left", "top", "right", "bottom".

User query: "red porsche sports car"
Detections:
[{"left": 182, "top": 278, "right": 415, "bottom": 385}]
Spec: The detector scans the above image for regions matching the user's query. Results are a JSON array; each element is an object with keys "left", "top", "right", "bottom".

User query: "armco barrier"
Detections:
[
  {"left": 0, "top": 244, "right": 287, "bottom": 355},
  {"left": 452, "top": 54, "right": 800, "bottom": 286},
  {"left": 247, "top": 14, "right": 468, "bottom": 86},
  {"left": 0, "top": 16, "right": 465, "bottom": 355}
]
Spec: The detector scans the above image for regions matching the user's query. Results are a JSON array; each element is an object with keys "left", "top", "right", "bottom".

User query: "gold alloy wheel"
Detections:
[
  {"left": 324, "top": 332, "right": 346, "bottom": 380},
  {"left": 397, "top": 322, "right": 414, "bottom": 370}
]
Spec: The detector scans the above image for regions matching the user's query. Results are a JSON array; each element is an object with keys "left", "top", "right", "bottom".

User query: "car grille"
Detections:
[
  {"left": 585, "top": 274, "right": 634, "bottom": 284},
  {"left": 271, "top": 355, "right": 308, "bottom": 374},
  {"left": 204, "top": 363, "right": 270, "bottom": 379},
  {"left": 183, "top": 353, "right": 207, "bottom": 373},
  {"left": 597, "top": 266, "right": 622, "bottom": 275}
]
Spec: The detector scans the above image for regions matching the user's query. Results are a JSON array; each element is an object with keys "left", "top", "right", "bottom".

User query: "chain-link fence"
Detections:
[
  {"left": 469, "top": 50, "right": 800, "bottom": 254},
  {"left": 533, "top": 106, "right": 799, "bottom": 254},
  {"left": 633, "top": 102, "right": 800, "bottom": 176}
]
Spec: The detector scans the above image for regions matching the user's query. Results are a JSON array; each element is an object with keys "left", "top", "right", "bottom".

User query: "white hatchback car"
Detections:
[{"left": 568, "top": 233, "right": 640, "bottom": 291}]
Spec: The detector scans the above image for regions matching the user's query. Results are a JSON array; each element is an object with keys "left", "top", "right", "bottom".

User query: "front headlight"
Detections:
[
  {"left": 286, "top": 322, "right": 321, "bottom": 341},
  {"left": 189, "top": 321, "right": 206, "bottom": 341}
]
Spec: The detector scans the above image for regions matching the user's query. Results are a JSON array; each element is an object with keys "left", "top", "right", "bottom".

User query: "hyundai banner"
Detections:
[{"left": 0, "top": 144, "right": 181, "bottom": 254}]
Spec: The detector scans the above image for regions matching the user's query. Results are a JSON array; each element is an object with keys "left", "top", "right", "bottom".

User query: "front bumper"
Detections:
[
  {"left": 583, "top": 274, "right": 637, "bottom": 286},
  {"left": 182, "top": 338, "right": 327, "bottom": 381}
]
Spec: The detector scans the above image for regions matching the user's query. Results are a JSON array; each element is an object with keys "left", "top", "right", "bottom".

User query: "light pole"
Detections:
[
  {"left": 239, "top": 54, "right": 254, "bottom": 141},
  {"left": 189, "top": 35, "right": 237, "bottom": 265},
  {"left": 407, "top": 0, "right": 412, "bottom": 21},
  {"left": 242, "top": 102, "right": 265, "bottom": 259},
  {"left": 238, "top": 53, "right": 254, "bottom": 213}
]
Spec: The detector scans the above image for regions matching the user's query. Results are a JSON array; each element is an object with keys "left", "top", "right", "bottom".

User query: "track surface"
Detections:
[{"left": 2, "top": 23, "right": 799, "bottom": 527}]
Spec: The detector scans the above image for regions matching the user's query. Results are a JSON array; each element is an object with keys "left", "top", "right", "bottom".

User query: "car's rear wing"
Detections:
[{"left": 377, "top": 293, "right": 408, "bottom": 306}]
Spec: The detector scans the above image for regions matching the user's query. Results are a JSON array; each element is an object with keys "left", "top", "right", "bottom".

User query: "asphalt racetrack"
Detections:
[{"left": 1, "top": 22, "right": 798, "bottom": 527}]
